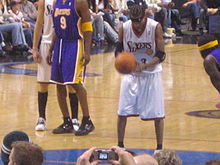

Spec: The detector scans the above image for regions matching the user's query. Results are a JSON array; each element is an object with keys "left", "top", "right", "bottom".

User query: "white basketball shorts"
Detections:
[
  {"left": 118, "top": 72, "right": 165, "bottom": 120},
  {"left": 37, "top": 43, "right": 51, "bottom": 82}
]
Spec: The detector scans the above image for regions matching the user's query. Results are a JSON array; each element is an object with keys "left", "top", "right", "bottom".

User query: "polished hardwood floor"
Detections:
[{"left": 0, "top": 35, "right": 220, "bottom": 164}]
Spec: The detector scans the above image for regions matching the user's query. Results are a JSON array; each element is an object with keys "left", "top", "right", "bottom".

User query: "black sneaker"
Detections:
[
  {"left": 75, "top": 120, "right": 95, "bottom": 136},
  {"left": 52, "top": 122, "right": 73, "bottom": 134}
]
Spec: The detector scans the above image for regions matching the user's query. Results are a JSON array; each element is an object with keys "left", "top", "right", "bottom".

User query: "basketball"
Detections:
[{"left": 115, "top": 52, "right": 137, "bottom": 74}]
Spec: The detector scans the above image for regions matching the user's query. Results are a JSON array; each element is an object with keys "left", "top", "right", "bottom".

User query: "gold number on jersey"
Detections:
[{"left": 60, "top": 16, "right": 67, "bottom": 29}]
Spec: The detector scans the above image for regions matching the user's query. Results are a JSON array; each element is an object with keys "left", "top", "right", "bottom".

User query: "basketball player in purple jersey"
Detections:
[
  {"left": 33, "top": 0, "right": 80, "bottom": 133},
  {"left": 49, "top": 0, "right": 94, "bottom": 135},
  {"left": 198, "top": 34, "right": 220, "bottom": 107},
  {"left": 115, "top": 3, "right": 166, "bottom": 150}
]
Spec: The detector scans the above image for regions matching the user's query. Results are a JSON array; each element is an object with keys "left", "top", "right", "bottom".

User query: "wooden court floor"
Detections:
[{"left": 0, "top": 40, "right": 220, "bottom": 164}]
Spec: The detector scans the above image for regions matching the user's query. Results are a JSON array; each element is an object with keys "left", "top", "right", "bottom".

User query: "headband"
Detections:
[{"left": 198, "top": 40, "right": 219, "bottom": 51}]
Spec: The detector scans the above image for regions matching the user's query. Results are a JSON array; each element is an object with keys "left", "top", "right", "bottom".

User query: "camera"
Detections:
[{"left": 90, "top": 149, "right": 119, "bottom": 161}]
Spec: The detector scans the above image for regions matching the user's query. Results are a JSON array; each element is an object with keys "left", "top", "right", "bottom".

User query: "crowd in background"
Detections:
[
  {"left": 0, "top": 0, "right": 220, "bottom": 57},
  {"left": 0, "top": 0, "right": 37, "bottom": 56}
]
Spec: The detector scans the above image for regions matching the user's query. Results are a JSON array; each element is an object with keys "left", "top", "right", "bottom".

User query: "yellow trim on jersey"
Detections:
[
  {"left": 77, "top": 18, "right": 83, "bottom": 38},
  {"left": 73, "top": 39, "right": 84, "bottom": 84},
  {"left": 81, "top": 21, "right": 93, "bottom": 32},
  {"left": 198, "top": 40, "right": 219, "bottom": 51}
]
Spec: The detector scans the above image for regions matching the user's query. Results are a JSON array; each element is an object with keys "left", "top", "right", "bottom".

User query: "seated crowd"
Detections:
[
  {"left": 0, "top": 0, "right": 37, "bottom": 57},
  {"left": 1, "top": 0, "right": 218, "bottom": 57}
]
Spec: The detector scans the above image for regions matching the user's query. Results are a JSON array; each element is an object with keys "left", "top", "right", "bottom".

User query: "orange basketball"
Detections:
[{"left": 115, "top": 52, "right": 137, "bottom": 74}]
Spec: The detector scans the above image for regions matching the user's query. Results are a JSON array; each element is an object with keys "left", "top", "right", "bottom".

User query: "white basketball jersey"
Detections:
[
  {"left": 123, "top": 18, "right": 162, "bottom": 73},
  {"left": 41, "top": 0, "right": 54, "bottom": 44}
]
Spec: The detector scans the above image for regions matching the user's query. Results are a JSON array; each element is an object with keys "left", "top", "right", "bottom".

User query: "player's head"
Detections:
[
  {"left": 153, "top": 149, "right": 182, "bottom": 165},
  {"left": 198, "top": 34, "right": 219, "bottom": 59},
  {"left": 205, "top": 159, "right": 220, "bottom": 165},
  {"left": 129, "top": 4, "right": 145, "bottom": 22},
  {"left": 129, "top": 4, "right": 146, "bottom": 32},
  {"left": 127, "top": 0, "right": 147, "bottom": 10},
  {"left": 1, "top": 131, "right": 30, "bottom": 165},
  {"left": 134, "top": 154, "right": 158, "bottom": 165},
  {"left": 10, "top": 1, "right": 21, "bottom": 13},
  {"left": 9, "top": 141, "right": 43, "bottom": 165}
]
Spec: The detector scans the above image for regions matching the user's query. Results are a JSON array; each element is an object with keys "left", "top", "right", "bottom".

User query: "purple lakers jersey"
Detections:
[
  {"left": 211, "top": 48, "right": 220, "bottom": 64},
  {"left": 53, "top": 0, "right": 82, "bottom": 40}
]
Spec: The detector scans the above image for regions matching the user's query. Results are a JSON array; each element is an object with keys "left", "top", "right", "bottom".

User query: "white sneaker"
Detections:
[
  {"left": 72, "top": 118, "right": 80, "bottom": 131},
  {"left": 35, "top": 117, "right": 46, "bottom": 131}
]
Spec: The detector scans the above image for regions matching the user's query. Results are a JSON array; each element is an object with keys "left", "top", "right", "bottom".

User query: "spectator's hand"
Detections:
[
  {"left": 34, "top": 1, "right": 39, "bottom": 9},
  {"left": 23, "top": 22, "right": 30, "bottom": 28},
  {"left": 122, "top": 9, "right": 129, "bottom": 15},
  {"left": 168, "top": 2, "right": 175, "bottom": 8},
  {"left": 82, "top": 54, "right": 90, "bottom": 66},
  {"left": 76, "top": 147, "right": 101, "bottom": 165},
  {"left": 32, "top": 49, "right": 41, "bottom": 63},
  {"left": 2, "top": 21, "right": 9, "bottom": 24},
  {"left": 109, "top": 146, "right": 136, "bottom": 165},
  {"left": 207, "top": 8, "right": 218, "bottom": 15},
  {"left": 104, "top": 8, "right": 111, "bottom": 13}
]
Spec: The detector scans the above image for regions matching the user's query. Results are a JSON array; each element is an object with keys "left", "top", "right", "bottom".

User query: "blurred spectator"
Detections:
[
  {"left": 8, "top": 1, "right": 33, "bottom": 47},
  {"left": 33, "top": 0, "right": 39, "bottom": 9},
  {"left": 0, "top": 31, "right": 6, "bottom": 56},
  {"left": 182, "top": 0, "right": 203, "bottom": 31},
  {"left": 158, "top": 0, "right": 184, "bottom": 36},
  {"left": 145, "top": 0, "right": 162, "bottom": 19},
  {"left": 1, "top": 130, "right": 31, "bottom": 165},
  {"left": 117, "top": 0, "right": 129, "bottom": 22},
  {"left": 8, "top": 1, "right": 30, "bottom": 28},
  {"left": 197, "top": 0, "right": 220, "bottom": 33},
  {"left": 19, "top": 0, "right": 37, "bottom": 30},
  {"left": 89, "top": 0, "right": 118, "bottom": 45},
  {"left": 205, "top": 160, "right": 220, "bottom": 165},
  {"left": 98, "top": 0, "right": 117, "bottom": 31},
  {"left": 0, "top": 0, "right": 29, "bottom": 52},
  {"left": 8, "top": 141, "right": 43, "bottom": 165},
  {"left": 133, "top": 154, "right": 158, "bottom": 165},
  {"left": 0, "top": 21, "right": 29, "bottom": 52},
  {"left": 153, "top": 149, "right": 182, "bottom": 165}
]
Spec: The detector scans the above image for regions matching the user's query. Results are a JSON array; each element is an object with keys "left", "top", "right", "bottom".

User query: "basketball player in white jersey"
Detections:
[
  {"left": 32, "top": 0, "right": 80, "bottom": 133},
  {"left": 115, "top": 3, "right": 166, "bottom": 150}
]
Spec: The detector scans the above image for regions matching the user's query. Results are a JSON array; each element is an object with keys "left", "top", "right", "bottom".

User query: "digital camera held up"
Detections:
[{"left": 90, "top": 149, "right": 119, "bottom": 161}]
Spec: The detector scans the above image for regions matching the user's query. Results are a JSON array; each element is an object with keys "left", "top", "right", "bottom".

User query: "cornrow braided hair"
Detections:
[{"left": 129, "top": 5, "right": 145, "bottom": 19}]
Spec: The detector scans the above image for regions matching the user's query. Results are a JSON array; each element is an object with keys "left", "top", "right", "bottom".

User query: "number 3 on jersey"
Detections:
[{"left": 60, "top": 16, "right": 67, "bottom": 29}]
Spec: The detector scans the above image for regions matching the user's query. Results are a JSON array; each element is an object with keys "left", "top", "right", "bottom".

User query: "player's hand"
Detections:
[
  {"left": 76, "top": 147, "right": 100, "bottom": 165},
  {"left": 32, "top": 49, "right": 42, "bottom": 63},
  {"left": 82, "top": 54, "right": 91, "bottom": 66},
  {"left": 109, "top": 146, "right": 135, "bottom": 165},
  {"left": 47, "top": 51, "right": 53, "bottom": 65},
  {"left": 134, "top": 63, "right": 146, "bottom": 73}
]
